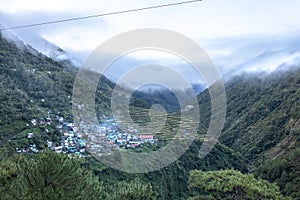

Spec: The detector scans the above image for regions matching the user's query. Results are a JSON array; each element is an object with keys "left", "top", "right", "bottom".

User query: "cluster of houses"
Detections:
[
  {"left": 80, "top": 119, "right": 158, "bottom": 155},
  {"left": 16, "top": 113, "right": 86, "bottom": 157},
  {"left": 48, "top": 118, "right": 86, "bottom": 156},
  {"left": 100, "top": 119, "right": 157, "bottom": 149},
  {"left": 16, "top": 113, "right": 158, "bottom": 156},
  {"left": 16, "top": 144, "right": 39, "bottom": 153}
]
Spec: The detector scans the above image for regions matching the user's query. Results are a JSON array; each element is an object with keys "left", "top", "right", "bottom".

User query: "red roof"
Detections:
[{"left": 139, "top": 135, "right": 154, "bottom": 139}]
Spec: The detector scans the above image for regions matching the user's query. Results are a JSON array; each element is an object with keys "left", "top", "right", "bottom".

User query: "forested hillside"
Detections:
[
  {"left": 197, "top": 69, "right": 300, "bottom": 198},
  {"left": 0, "top": 33, "right": 74, "bottom": 125},
  {"left": 0, "top": 32, "right": 114, "bottom": 148}
]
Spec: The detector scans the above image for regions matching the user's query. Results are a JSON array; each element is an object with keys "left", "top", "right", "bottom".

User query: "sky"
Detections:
[{"left": 1, "top": 0, "right": 300, "bottom": 86}]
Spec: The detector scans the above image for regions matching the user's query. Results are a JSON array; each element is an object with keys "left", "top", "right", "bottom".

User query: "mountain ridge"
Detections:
[
  {"left": 197, "top": 66, "right": 300, "bottom": 198},
  {"left": 0, "top": 25, "right": 82, "bottom": 68}
]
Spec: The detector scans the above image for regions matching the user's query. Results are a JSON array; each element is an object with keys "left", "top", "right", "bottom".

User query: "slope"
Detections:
[
  {"left": 196, "top": 69, "right": 300, "bottom": 198},
  {"left": 0, "top": 32, "right": 114, "bottom": 148}
]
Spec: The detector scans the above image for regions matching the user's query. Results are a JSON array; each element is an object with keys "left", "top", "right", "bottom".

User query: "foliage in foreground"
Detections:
[
  {"left": 188, "top": 169, "right": 290, "bottom": 200},
  {"left": 0, "top": 152, "right": 156, "bottom": 200}
]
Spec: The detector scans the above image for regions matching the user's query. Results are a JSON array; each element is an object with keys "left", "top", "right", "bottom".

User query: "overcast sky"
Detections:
[{"left": 1, "top": 0, "right": 300, "bottom": 86}]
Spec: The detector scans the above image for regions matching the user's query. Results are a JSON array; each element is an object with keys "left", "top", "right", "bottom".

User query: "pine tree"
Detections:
[{"left": 188, "top": 169, "right": 291, "bottom": 200}]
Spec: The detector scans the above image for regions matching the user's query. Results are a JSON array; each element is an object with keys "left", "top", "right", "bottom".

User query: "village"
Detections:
[
  {"left": 16, "top": 113, "right": 158, "bottom": 156},
  {"left": 79, "top": 118, "right": 158, "bottom": 155},
  {"left": 98, "top": 119, "right": 156, "bottom": 147}
]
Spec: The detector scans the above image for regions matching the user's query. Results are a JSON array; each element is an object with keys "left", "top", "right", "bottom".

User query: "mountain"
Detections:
[
  {"left": 197, "top": 68, "right": 300, "bottom": 198},
  {"left": 0, "top": 31, "right": 114, "bottom": 147},
  {"left": 25, "top": 36, "right": 82, "bottom": 67},
  {"left": 129, "top": 83, "right": 205, "bottom": 113},
  {"left": 191, "top": 83, "right": 205, "bottom": 94},
  {"left": 1, "top": 25, "right": 82, "bottom": 68},
  {"left": 222, "top": 49, "right": 300, "bottom": 81}
]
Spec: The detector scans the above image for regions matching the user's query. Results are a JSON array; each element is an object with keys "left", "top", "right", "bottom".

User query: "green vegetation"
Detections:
[
  {"left": 0, "top": 34, "right": 74, "bottom": 125},
  {"left": 217, "top": 70, "right": 300, "bottom": 198},
  {"left": 130, "top": 87, "right": 181, "bottom": 113},
  {"left": 189, "top": 169, "right": 289, "bottom": 200},
  {"left": 86, "top": 140, "right": 247, "bottom": 199},
  {"left": 195, "top": 69, "right": 300, "bottom": 198},
  {"left": 0, "top": 32, "right": 114, "bottom": 152},
  {"left": 0, "top": 151, "right": 156, "bottom": 200},
  {"left": 255, "top": 146, "right": 300, "bottom": 198},
  {"left": 0, "top": 152, "right": 105, "bottom": 200}
]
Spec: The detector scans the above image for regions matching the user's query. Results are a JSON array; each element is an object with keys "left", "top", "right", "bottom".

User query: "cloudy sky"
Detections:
[{"left": 1, "top": 0, "right": 300, "bottom": 86}]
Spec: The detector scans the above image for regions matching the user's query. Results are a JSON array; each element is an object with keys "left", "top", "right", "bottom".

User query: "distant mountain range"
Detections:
[{"left": 4, "top": 25, "right": 300, "bottom": 91}]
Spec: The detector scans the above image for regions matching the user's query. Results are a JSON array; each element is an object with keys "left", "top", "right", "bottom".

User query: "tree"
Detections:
[
  {"left": 188, "top": 169, "right": 290, "bottom": 200},
  {"left": 1, "top": 152, "right": 105, "bottom": 200},
  {"left": 104, "top": 179, "right": 157, "bottom": 200},
  {"left": 0, "top": 152, "right": 157, "bottom": 200}
]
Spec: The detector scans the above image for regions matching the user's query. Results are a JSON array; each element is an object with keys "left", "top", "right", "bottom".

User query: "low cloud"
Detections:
[{"left": 1, "top": 1, "right": 300, "bottom": 88}]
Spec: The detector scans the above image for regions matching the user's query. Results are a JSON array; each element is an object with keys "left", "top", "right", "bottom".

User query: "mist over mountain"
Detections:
[
  {"left": 3, "top": 25, "right": 300, "bottom": 92},
  {"left": 1, "top": 25, "right": 81, "bottom": 68},
  {"left": 129, "top": 83, "right": 205, "bottom": 113}
]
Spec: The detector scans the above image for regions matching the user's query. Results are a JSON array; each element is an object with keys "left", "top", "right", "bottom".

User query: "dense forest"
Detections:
[
  {"left": 199, "top": 69, "right": 300, "bottom": 198},
  {"left": 0, "top": 32, "right": 299, "bottom": 199}
]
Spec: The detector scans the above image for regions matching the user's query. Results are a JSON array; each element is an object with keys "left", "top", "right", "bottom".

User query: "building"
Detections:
[{"left": 139, "top": 134, "right": 154, "bottom": 141}]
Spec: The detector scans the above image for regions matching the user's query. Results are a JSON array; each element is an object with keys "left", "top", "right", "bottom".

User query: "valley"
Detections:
[{"left": 0, "top": 29, "right": 299, "bottom": 199}]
